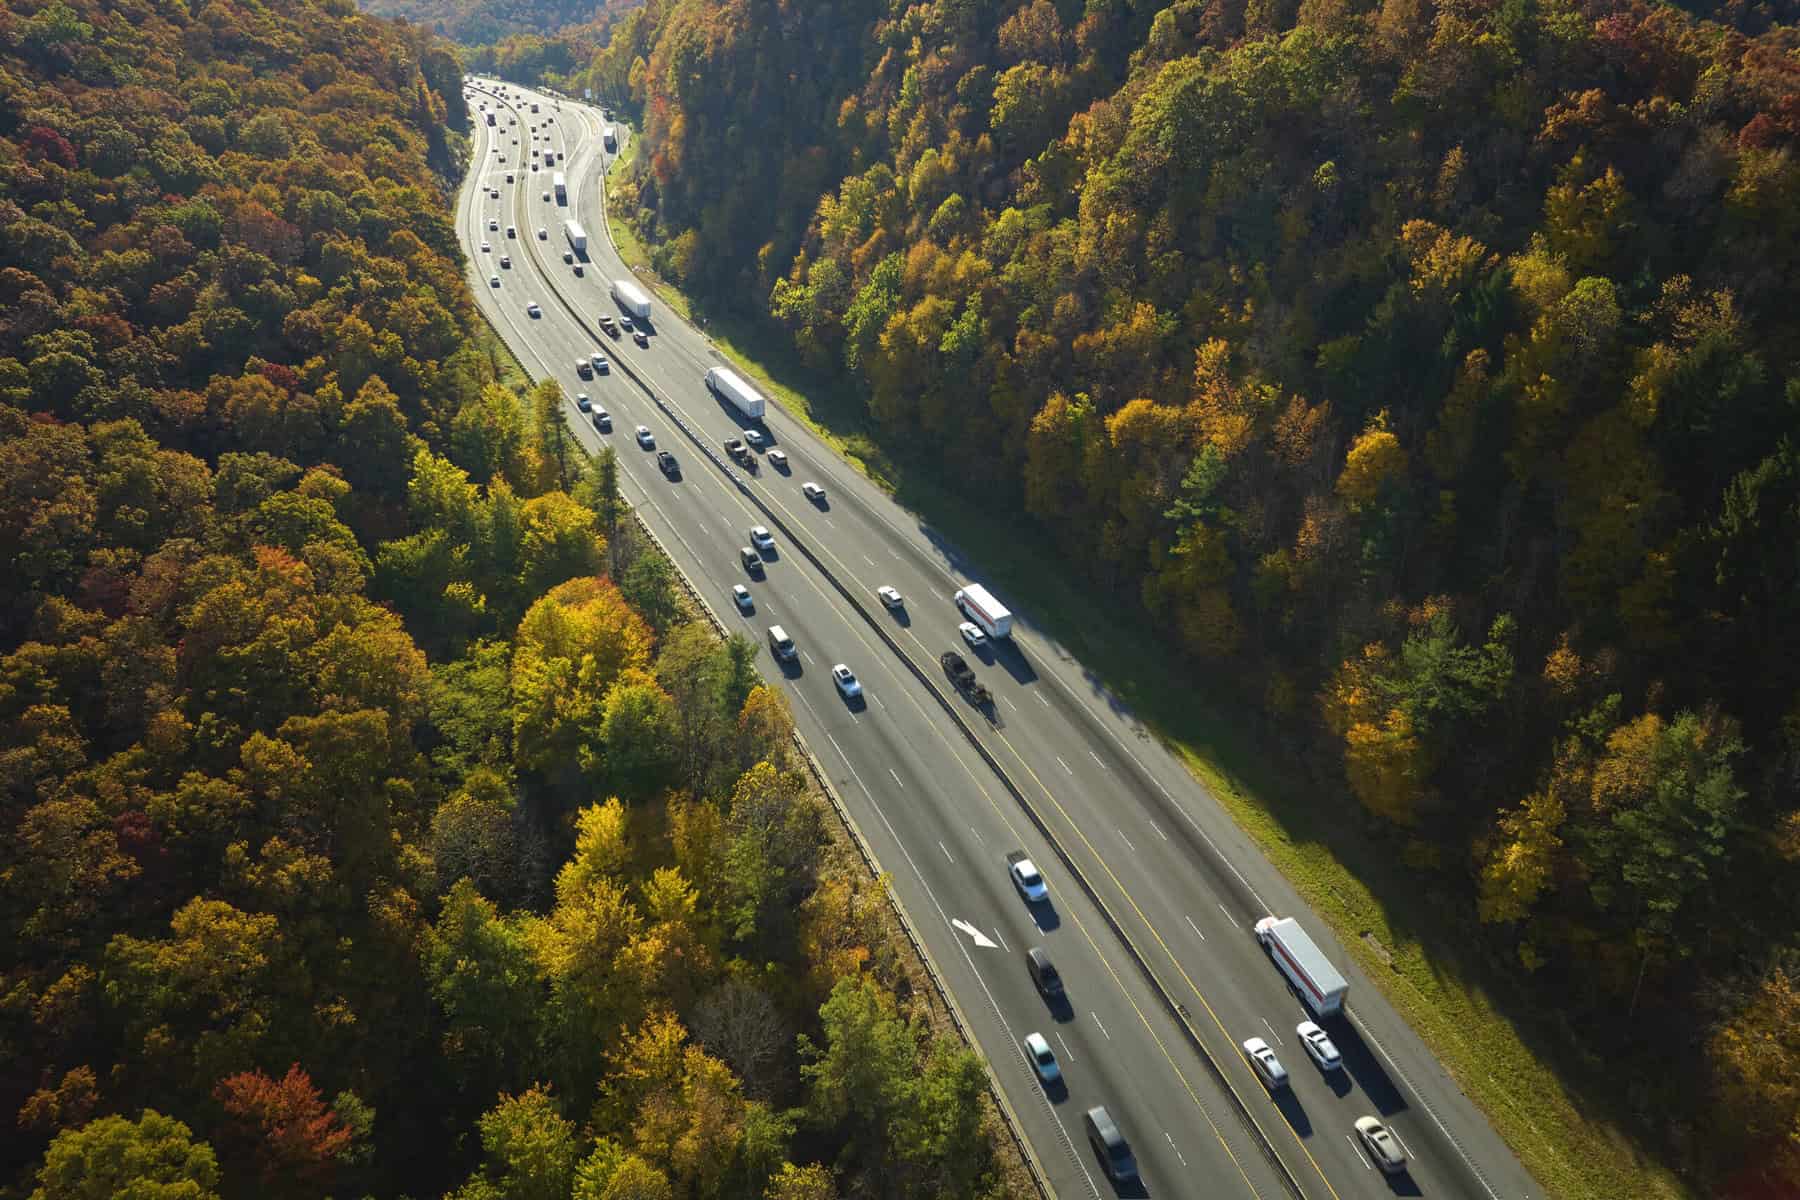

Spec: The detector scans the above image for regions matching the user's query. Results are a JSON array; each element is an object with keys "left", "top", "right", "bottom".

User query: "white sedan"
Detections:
[
  {"left": 1296, "top": 1021, "right": 1342, "bottom": 1071},
  {"left": 731, "top": 584, "right": 753, "bottom": 613},
  {"left": 1242, "top": 1037, "right": 1289, "bottom": 1090},
  {"left": 749, "top": 525, "right": 775, "bottom": 552},
  {"left": 1023, "top": 1033, "right": 1060, "bottom": 1084},
  {"left": 525, "top": 301, "right": 541, "bottom": 318},
  {"left": 1009, "top": 857, "right": 1048, "bottom": 903},
  {"left": 766, "top": 449, "right": 788, "bottom": 470},
  {"left": 877, "top": 585, "right": 903, "bottom": 609},
  {"left": 635, "top": 426, "right": 655, "bottom": 449},
  {"left": 743, "top": 428, "right": 766, "bottom": 448},
  {"left": 831, "top": 664, "right": 862, "bottom": 700},
  {"left": 802, "top": 482, "right": 825, "bottom": 503},
  {"left": 959, "top": 621, "right": 988, "bottom": 649},
  {"left": 480, "top": 240, "right": 490, "bottom": 252}
]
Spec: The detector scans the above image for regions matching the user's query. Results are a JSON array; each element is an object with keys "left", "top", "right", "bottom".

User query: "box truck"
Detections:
[
  {"left": 553, "top": 172, "right": 566, "bottom": 204},
  {"left": 610, "top": 278, "right": 651, "bottom": 322},
  {"left": 706, "top": 366, "right": 765, "bottom": 420},
  {"left": 564, "top": 221, "right": 586, "bottom": 253},
  {"left": 954, "top": 584, "right": 1013, "bottom": 639},
  {"left": 603, "top": 126, "right": 617, "bottom": 152},
  {"left": 1254, "top": 917, "right": 1348, "bottom": 1017}
]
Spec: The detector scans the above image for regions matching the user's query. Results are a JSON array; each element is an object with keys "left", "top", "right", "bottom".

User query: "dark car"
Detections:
[
  {"left": 1026, "top": 947, "right": 1063, "bottom": 1000},
  {"left": 656, "top": 451, "right": 680, "bottom": 479}
]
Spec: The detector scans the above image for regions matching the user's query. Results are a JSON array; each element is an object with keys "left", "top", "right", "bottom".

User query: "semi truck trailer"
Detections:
[
  {"left": 954, "top": 583, "right": 1013, "bottom": 639},
  {"left": 610, "top": 278, "right": 652, "bottom": 322},
  {"left": 706, "top": 367, "right": 765, "bottom": 420},
  {"left": 1254, "top": 916, "right": 1349, "bottom": 1016}
]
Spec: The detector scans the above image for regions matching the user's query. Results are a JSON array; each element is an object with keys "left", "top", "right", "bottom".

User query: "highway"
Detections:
[{"left": 458, "top": 78, "right": 1542, "bottom": 1200}]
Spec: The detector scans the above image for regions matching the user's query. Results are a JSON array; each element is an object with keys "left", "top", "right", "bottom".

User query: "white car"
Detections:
[
  {"left": 958, "top": 621, "right": 987, "bottom": 649},
  {"left": 742, "top": 428, "right": 766, "bottom": 448},
  {"left": 1296, "top": 1021, "right": 1342, "bottom": 1072},
  {"left": 480, "top": 240, "right": 490, "bottom": 252},
  {"left": 488, "top": 275, "right": 500, "bottom": 288},
  {"left": 877, "top": 585, "right": 903, "bottom": 609},
  {"left": 831, "top": 664, "right": 862, "bottom": 699},
  {"left": 749, "top": 526, "right": 775, "bottom": 552},
  {"left": 575, "top": 393, "right": 591, "bottom": 411},
  {"left": 1355, "top": 1116, "right": 1407, "bottom": 1175},
  {"left": 731, "top": 584, "right": 753, "bottom": 613},
  {"left": 766, "top": 449, "right": 788, "bottom": 470},
  {"left": 525, "top": 301, "right": 541, "bottom": 318},
  {"left": 488, "top": 218, "right": 498, "bottom": 230},
  {"left": 802, "top": 482, "right": 825, "bottom": 503},
  {"left": 1009, "top": 857, "right": 1048, "bottom": 902},
  {"left": 590, "top": 352, "right": 608, "bottom": 374},
  {"left": 1242, "top": 1037, "right": 1289, "bottom": 1090},
  {"left": 1023, "top": 1033, "right": 1060, "bottom": 1084},
  {"left": 635, "top": 426, "right": 654, "bottom": 449}
]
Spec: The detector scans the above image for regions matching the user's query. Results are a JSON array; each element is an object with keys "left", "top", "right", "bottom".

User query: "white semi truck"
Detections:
[
  {"left": 954, "top": 583, "right": 1013, "bottom": 639},
  {"left": 706, "top": 366, "right": 765, "bottom": 420},
  {"left": 553, "top": 171, "right": 566, "bottom": 204},
  {"left": 1254, "top": 916, "right": 1349, "bottom": 1017},
  {"left": 610, "top": 278, "right": 651, "bottom": 322}
]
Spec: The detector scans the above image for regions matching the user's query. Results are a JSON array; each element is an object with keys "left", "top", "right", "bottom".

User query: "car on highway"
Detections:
[
  {"left": 562, "top": 249, "right": 574, "bottom": 263},
  {"left": 877, "top": 585, "right": 903, "bottom": 609},
  {"left": 576, "top": 359, "right": 592, "bottom": 379},
  {"left": 489, "top": 188, "right": 499, "bottom": 199},
  {"left": 1084, "top": 1107, "right": 1136, "bottom": 1182},
  {"left": 766, "top": 449, "right": 788, "bottom": 470},
  {"left": 488, "top": 218, "right": 498, "bottom": 230},
  {"left": 749, "top": 526, "right": 775, "bottom": 552},
  {"left": 739, "top": 547, "right": 763, "bottom": 576},
  {"left": 802, "top": 482, "right": 825, "bottom": 503},
  {"left": 499, "top": 255, "right": 511, "bottom": 268},
  {"left": 572, "top": 263, "right": 583, "bottom": 276},
  {"left": 632, "top": 328, "right": 649, "bottom": 346},
  {"left": 1355, "top": 1116, "right": 1407, "bottom": 1175},
  {"left": 1296, "top": 1021, "right": 1342, "bottom": 1071},
  {"left": 958, "top": 621, "right": 988, "bottom": 649},
  {"left": 731, "top": 584, "right": 753, "bottom": 613},
  {"left": 480, "top": 239, "right": 490, "bottom": 252},
  {"left": 831, "top": 664, "right": 862, "bottom": 700},
  {"left": 1242, "top": 1037, "right": 1289, "bottom": 1090},
  {"left": 657, "top": 451, "right": 680, "bottom": 478},
  {"left": 1008, "top": 854, "right": 1048, "bottom": 902},
  {"left": 591, "top": 407, "right": 610, "bottom": 432},
  {"left": 590, "top": 352, "right": 608, "bottom": 374},
  {"left": 525, "top": 302, "right": 540, "bottom": 318},
  {"left": 575, "top": 393, "right": 592, "bottom": 411},
  {"left": 742, "top": 428, "right": 766, "bottom": 449},
  {"left": 488, "top": 275, "right": 500, "bottom": 288},
  {"left": 542, "top": 191, "right": 551, "bottom": 202},
  {"left": 723, "top": 437, "right": 754, "bottom": 466},
  {"left": 506, "top": 224, "right": 516, "bottom": 237},
  {"left": 537, "top": 227, "right": 547, "bottom": 239},
  {"left": 1023, "top": 1033, "right": 1061, "bottom": 1084},
  {"left": 635, "top": 426, "right": 654, "bottom": 448},
  {"left": 1026, "top": 946, "right": 1063, "bottom": 999},
  {"left": 619, "top": 314, "right": 633, "bottom": 332},
  {"left": 505, "top": 172, "right": 513, "bottom": 183},
  {"left": 598, "top": 314, "right": 618, "bottom": 336}
]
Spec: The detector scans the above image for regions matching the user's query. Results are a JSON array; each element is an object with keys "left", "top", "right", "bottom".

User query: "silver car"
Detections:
[{"left": 1355, "top": 1116, "right": 1407, "bottom": 1175}]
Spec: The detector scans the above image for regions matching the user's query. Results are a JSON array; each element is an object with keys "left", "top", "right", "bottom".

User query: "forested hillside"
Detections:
[
  {"left": 358, "top": 0, "right": 633, "bottom": 49},
  {"left": 577, "top": 0, "right": 1800, "bottom": 1192},
  {"left": 0, "top": 1, "right": 1015, "bottom": 1198}
]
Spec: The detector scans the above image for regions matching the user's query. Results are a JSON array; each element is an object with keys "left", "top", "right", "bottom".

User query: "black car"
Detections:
[{"left": 657, "top": 451, "right": 680, "bottom": 478}]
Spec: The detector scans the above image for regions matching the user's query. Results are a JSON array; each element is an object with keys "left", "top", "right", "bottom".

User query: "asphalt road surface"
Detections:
[{"left": 458, "top": 77, "right": 1543, "bottom": 1200}]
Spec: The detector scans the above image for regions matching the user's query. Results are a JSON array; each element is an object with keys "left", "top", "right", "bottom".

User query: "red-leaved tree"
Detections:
[{"left": 213, "top": 1064, "right": 352, "bottom": 1199}]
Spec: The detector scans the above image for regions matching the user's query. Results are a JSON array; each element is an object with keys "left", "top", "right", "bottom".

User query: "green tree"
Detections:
[
  {"left": 32, "top": 1111, "right": 220, "bottom": 1200},
  {"left": 798, "top": 977, "right": 917, "bottom": 1132}
]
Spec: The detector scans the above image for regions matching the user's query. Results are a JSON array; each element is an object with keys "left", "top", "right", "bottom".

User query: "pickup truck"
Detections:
[
  {"left": 940, "top": 651, "right": 992, "bottom": 707},
  {"left": 722, "top": 437, "right": 757, "bottom": 469}
]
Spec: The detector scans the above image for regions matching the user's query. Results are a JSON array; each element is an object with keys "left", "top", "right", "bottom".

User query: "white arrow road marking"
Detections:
[{"left": 950, "top": 919, "right": 998, "bottom": 949}]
